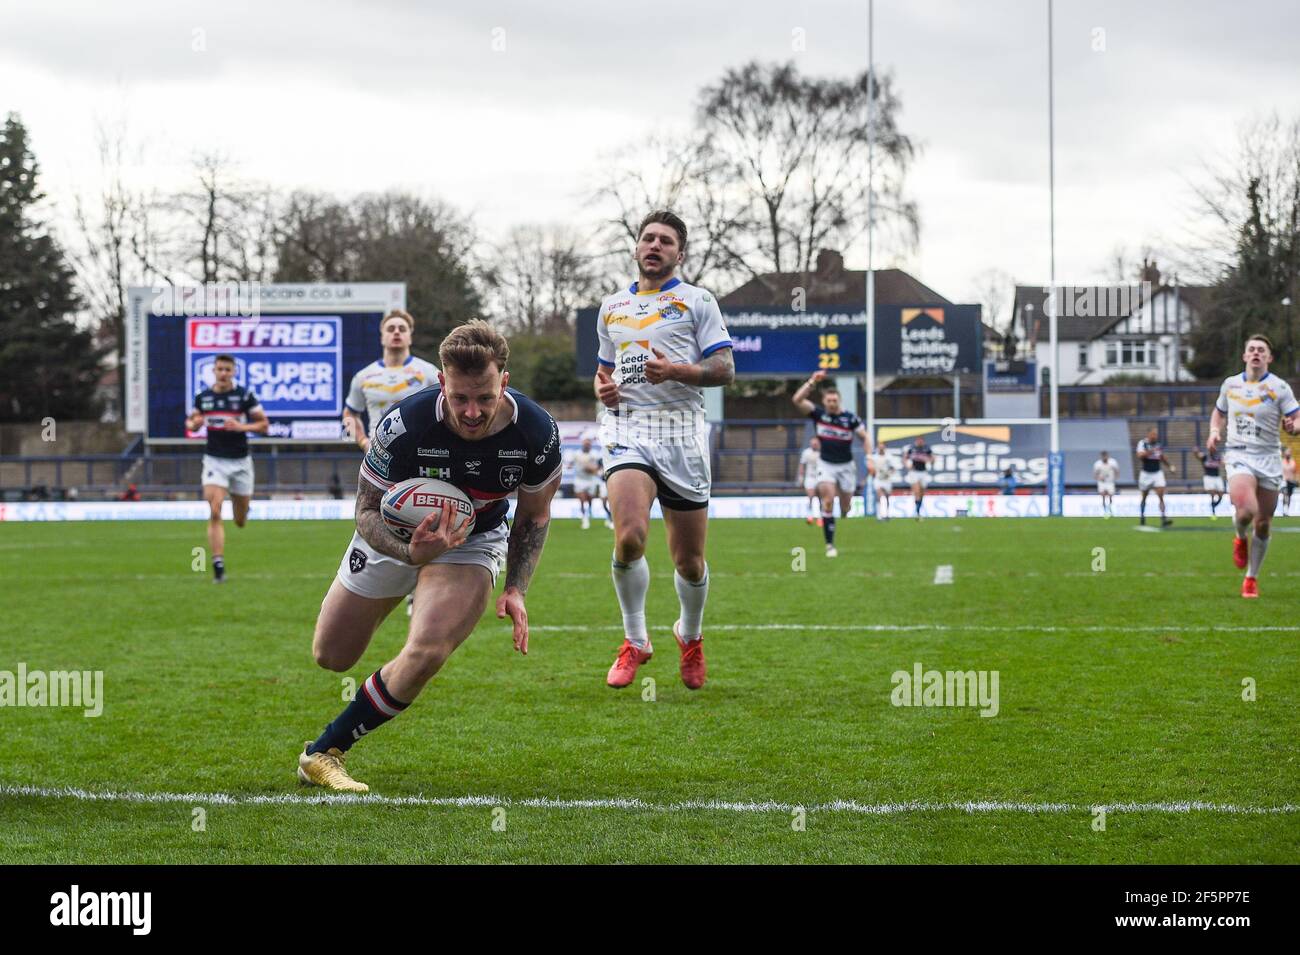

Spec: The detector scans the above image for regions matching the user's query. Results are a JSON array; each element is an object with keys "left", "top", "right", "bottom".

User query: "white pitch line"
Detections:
[
  {"left": 520, "top": 623, "right": 1300, "bottom": 633},
  {"left": 1, "top": 785, "right": 1293, "bottom": 816},
  {"left": 933, "top": 564, "right": 954, "bottom": 585}
]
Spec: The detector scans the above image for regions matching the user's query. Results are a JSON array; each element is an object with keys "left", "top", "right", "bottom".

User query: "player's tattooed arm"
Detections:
[
  {"left": 504, "top": 480, "right": 559, "bottom": 595},
  {"left": 354, "top": 481, "right": 411, "bottom": 563},
  {"left": 504, "top": 516, "right": 550, "bottom": 596},
  {"left": 697, "top": 347, "right": 735, "bottom": 386}
]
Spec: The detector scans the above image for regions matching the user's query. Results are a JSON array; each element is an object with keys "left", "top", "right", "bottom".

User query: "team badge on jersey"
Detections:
[
  {"left": 348, "top": 548, "right": 368, "bottom": 573},
  {"left": 499, "top": 465, "right": 522, "bottom": 489},
  {"left": 375, "top": 410, "right": 406, "bottom": 449}
]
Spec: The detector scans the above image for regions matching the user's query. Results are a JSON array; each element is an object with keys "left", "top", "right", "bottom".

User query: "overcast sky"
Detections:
[{"left": 3, "top": 0, "right": 1297, "bottom": 313}]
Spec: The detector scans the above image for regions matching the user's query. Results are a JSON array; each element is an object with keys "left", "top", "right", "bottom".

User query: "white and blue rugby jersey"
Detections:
[
  {"left": 595, "top": 278, "right": 731, "bottom": 417},
  {"left": 346, "top": 355, "right": 439, "bottom": 436},
  {"left": 1216, "top": 372, "right": 1299, "bottom": 453}
]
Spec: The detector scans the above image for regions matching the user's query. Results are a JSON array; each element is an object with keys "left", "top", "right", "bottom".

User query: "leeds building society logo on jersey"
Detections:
[{"left": 500, "top": 466, "right": 523, "bottom": 489}]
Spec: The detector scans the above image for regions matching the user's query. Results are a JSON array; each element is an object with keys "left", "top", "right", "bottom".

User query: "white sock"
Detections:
[
  {"left": 611, "top": 555, "right": 650, "bottom": 647},
  {"left": 674, "top": 565, "right": 709, "bottom": 642},
  {"left": 1248, "top": 533, "right": 1269, "bottom": 578}
]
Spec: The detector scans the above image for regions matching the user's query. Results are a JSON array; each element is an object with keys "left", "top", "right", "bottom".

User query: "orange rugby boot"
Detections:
[{"left": 606, "top": 639, "right": 653, "bottom": 688}]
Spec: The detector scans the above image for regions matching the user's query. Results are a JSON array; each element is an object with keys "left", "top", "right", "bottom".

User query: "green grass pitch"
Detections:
[{"left": 1, "top": 514, "right": 1297, "bottom": 863}]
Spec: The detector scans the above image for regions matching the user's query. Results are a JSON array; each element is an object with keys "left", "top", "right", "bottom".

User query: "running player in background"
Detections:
[
  {"left": 1283, "top": 447, "right": 1297, "bottom": 516},
  {"left": 797, "top": 436, "right": 822, "bottom": 525},
  {"left": 1135, "top": 427, "right": 1176, "bottom": 527},
  {"left": 1208, "top": 333, "right": 1299, "bottom": 598},
  {"left": 1093, "top": 450, "right": 1119, "bottom": 518},
  {"left": 868, "top": 441, "right": 897, "bottom": 521},
  {"left": 594, "top": 210, "right": 734, "bottom": 690},
  {"left": 572, "top": 435, "right": 603, "bottom": 529},
  {"left": 904, "top": 436, "right": 934, "bottom": 520},
  {"left": 298, "top": 321, "right": 562, "bottom": 792},
  {"left": 1194, "top": 445, "right": 1226, "bottom": 518},
  {"left": 342, "top": 309, "right": 438, "bottom": 452},
  {"left": 793, "top": 371, "right": 869, "bottom": 557},
  {"left": 185, "top": 354, "right": 269, "bottom": 583}
]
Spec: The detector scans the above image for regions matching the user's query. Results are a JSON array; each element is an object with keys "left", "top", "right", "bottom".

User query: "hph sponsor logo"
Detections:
[
  {"left": 890, "top": 662, "right": 999, "bottom": 717},
  {"left": 50, "top": 885, "right": 151, "bottom": 935},
  {"left": 0, "top": 663, "right": 103, "bottom": 717}
]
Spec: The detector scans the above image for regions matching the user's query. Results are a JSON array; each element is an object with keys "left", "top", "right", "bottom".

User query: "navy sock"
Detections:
[
  {"left": 212, "top": 556, "right": 225, "bottom": 579},
  {"left": 822, "top": 515, "right": 836, "bottom": 544},
  {"left": 308, "top": 669, "right": 408, "bottom": 754}
]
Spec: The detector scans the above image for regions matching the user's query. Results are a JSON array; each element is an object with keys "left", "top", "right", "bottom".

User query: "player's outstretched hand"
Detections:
[
  {"left": 407, "top": 505, "right": 472, "bottom": 564},
  {"left": 645, "top": 348, "right": 678, "bottom": 385},
  {"left": 595, "top": 365, "right": 621, "bottom": 409},
  {"left": 497, "top": 587, "right": 528, "bottom": 654},
  {"left": 811, "top": 370, "right": 828, "bottom": 382}
]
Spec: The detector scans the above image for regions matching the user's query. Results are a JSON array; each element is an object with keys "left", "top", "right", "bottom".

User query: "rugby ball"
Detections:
[{"left": 381, "top": 478, "right": 475, "bottom": 541}]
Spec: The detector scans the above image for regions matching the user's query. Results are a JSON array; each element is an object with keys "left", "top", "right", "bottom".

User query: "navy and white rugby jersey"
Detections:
[
  {"left": 193, "top": 386, "right": 261, "bottom": 459},
  {"left": 360, "top": 387, "right": 562, "bottom": 537},
  {"left": 809, "top": 405, "right": 862, "bottom": 465},
  {"left": 905, "top": 442, "right": 933, "bottom": 472},
  {"left": 1135, "top": 439, "right": 1165, "bottom": 473},
  {"left": 1201, "top": 449, "right": 1222, "bottom": 475}
]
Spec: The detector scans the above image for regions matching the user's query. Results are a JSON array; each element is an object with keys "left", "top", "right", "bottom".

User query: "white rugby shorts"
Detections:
[
  {"left": 816, "top": 459, "right": 858, "bottom": 494},
  {"left": 336, "top": 522, "right": 509, "bottom": 599},
  {"left": 1224, "top": 449, "right": 1283, "bottom": 492},
  {"left": 1138, "top": 470, "right": 1167, "bottom": 491},
  {"left": 202, "top": 454, "right": 255, "bottom": 496},
  {"left": 601, "top": 413, "right": 710, "bottom": 507}
]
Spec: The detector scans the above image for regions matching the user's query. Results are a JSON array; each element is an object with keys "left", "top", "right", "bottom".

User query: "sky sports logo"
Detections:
[
  {"left": 50, "top": 886, "right": 151, "bottom": 935},
  {"left": 189, "top": 318, "right": 339, "bottom": 349}
]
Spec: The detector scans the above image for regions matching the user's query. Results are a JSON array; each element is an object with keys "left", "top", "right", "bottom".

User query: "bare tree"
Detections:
[
  {"left": 1182, "top": 113, "right": 1300, "bottom": 285},
  {"left": 697, "top": 61, "right": 918, "bottom": 282},
  {"left": 168, "top": 152, "right": 279, "bottom": 283},
  {"left": 68, "top": 120, "right": 171, "bottom": 416},
  {"left": 486, "top": 224, "right": 603, "bottom": 334},
  {"left": 970, "top": 268, "right": 1015, "bottom": 336},
  {"left": 590, "top": 138, "right": 752, "bottom": 292}
]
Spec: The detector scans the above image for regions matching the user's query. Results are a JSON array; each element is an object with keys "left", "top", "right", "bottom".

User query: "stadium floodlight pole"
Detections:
[
  {"left": 865, "top": 0, "right": 876, "bottom": 448},
  {"left": 1047, "top": 0, "right": 1062, "bottom": 515}
]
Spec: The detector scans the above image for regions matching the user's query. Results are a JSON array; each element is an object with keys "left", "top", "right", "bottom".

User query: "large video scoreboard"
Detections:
[{"left": 125, "top": 283, "right": 406, "bottom": 443}]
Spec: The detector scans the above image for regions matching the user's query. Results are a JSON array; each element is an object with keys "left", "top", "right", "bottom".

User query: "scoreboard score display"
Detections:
[
  {"left": 125, "top": 283, "right": 406, "bottom": 443},
  {"left": 576, "top": 304, "right": 982, "bottom": 377}
]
